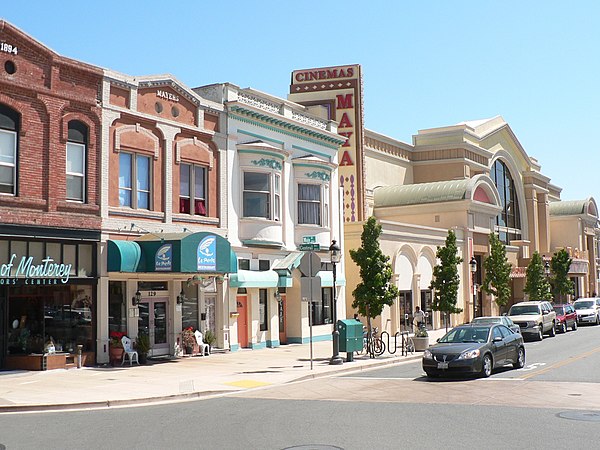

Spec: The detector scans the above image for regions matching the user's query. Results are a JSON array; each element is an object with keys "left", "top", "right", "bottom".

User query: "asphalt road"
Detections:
[
  {"left": 345, "top": 322, "right": 600, "bottom": 382},
  {"left": 1, "top": 324, "right": 598, "bottom": 450}
]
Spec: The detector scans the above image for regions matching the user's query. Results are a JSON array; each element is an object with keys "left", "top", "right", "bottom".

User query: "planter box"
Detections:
[{"left": 412, "top": 336, "right": 430, "bottom": 351}]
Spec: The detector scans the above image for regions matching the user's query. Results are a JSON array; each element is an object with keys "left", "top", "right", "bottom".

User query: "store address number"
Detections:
[{"left": 1, "top": 42, "right": 18, "bottom": 55}]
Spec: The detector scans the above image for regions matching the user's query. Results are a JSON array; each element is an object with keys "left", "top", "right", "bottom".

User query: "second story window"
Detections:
[
  {"left": 298, "top": 183, "right": 329, "bottom": 227},
  {"left": 66, "top": 121, "right": 87, "bottom": 202},
  {"left": 119, "top": 152, "right": 151, "bottom": 209},
  {"left": 180, "top": 163, "right": 206, "bottom": 216},
  {"left": 298, "top": 184, "right": 321, "bottom": 225},
  {"left": 243, "top": 172, "right": 281, "bottom": 220},
  {"left": 0, "top": 104, "right": 19, "bottom": 195}
]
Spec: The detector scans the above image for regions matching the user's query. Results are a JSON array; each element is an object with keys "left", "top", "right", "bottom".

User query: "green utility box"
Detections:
[{"left": 338, "top": 319, "right": 363, "bottom": 353}]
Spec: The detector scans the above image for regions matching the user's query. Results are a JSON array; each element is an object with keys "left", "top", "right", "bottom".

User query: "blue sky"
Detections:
[{"left": 4, "top": 1, "right": 599, "bottom": 202}]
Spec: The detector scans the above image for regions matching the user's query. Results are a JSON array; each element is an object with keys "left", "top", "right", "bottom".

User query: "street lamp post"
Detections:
[
  {"left": 329, "top": 239, "right": 343, "bottom": 365},
  {"left": 469, "top": 256, "right": 477, "bottom": 320}
]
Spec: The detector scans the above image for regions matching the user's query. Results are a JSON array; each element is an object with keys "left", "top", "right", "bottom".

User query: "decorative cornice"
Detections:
[
  {"left": 138, "top": 79, "right": 200, "bottom": 106},
  {"left": 229, "top": 110, "right": 341, "bottom": 149}
]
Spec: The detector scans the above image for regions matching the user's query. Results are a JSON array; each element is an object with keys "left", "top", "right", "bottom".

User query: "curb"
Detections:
[{"left": 0, "top": 352, "right": 423, "bottom": 413}]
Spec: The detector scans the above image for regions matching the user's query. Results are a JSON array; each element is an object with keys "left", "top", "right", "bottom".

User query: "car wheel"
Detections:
[
  {"left": 481, "top": 354, "right": 493, "bottom": 378},
  {"left": 596, "top": 315, "right": 600, "bottom": 326},
  {"left": 572, "top": 320, "right": 578, "bottom": 331},
  {"left": 560, "top": 322, "right": 567, "bottom": 333},
  {"left": 536, "top": 327, "right": 543, "bottom": 341},
  {"left": 549, "top": 324, "right": 556, "bottom": 337},
  {"left": 513, "top": 347, "right": 525, "bottom": 369}
]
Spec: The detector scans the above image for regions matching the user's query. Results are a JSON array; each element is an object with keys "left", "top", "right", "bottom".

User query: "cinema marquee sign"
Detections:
[
  {"left": 290, "top": 64, "right": 365, "bottom": 222},
  {"left": 0, "top": 254, "right": 72, "bottom": 284}
]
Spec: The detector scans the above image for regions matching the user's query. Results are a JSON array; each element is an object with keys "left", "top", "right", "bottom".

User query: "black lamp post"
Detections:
[
  {"left": 469, "top": 256, "right": 477, "bottom": 320},
  {"left": 329, "top": 239, "right": 343, "bottom": 365}
]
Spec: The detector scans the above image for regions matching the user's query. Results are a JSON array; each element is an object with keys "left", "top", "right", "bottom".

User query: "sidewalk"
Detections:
[{"left": 0, "top": 328, "right": 447, "bottom": 412}]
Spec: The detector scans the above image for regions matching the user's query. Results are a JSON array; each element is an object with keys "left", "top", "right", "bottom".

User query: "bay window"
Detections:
[
  {"left": 243, "top": 171, "right": 281, "bottom": 220},
  {"left": 298, "top": 183, "right": 329, "bottom": 227},
  {"left": 298, "top": 184, "right": 321, "bottom": 225}
]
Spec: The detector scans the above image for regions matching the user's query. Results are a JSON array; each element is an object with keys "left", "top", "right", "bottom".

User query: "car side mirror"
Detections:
[
  {"left": 542, "top": 310, "right": 548, "bottom": 315},
  {"left": 493, "top": 336, "right": 503, "bottom": 342}
]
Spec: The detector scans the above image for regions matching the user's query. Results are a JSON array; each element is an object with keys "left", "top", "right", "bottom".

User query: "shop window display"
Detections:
[
  {"left": 108, "top": 281, "right": 127, "bottom": 333},
  {"left": 7, "top": 285, "right": 94, "bottom": 355}
]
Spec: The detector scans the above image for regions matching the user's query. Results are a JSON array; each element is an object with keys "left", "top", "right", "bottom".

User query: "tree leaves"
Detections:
[
  {"left": 349, "top": 216, "right": 399, "bottom": 322},
  {"left": 429, "top": 230, "right": 463, "bottom": 315}
]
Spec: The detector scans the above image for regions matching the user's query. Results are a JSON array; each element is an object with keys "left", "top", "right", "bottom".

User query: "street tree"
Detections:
[
  {"left": 429, "top": 229, "right": 463, "bottom": 330},
  {"left": 350, "top": 216, "right": 399, "bottom": 338},
  {"left": 482, "top": 233, "right": 513, "bottom": 308},
  {"left": 550, "top": 248, "right": 574, "bottom": 302},
  {"left": 524, "top": 251, "right": 552, "bottom": 301}
]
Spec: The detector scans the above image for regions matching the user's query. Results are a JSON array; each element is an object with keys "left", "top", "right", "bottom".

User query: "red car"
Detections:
[{"left": 554, "top": 304, "right": 578, "bottom": 333}]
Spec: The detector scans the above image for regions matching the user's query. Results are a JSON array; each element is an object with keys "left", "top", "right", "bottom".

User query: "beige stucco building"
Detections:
[{"left": 288, "top": 66, "right": 599, "bottom": 332}]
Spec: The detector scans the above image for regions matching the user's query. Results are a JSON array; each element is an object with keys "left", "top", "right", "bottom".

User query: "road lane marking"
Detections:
[
  {"left": 517, "top": 362, "right": 546, "bottom": 372},
  {"left": 519, "top": 346, "right": 600, "bottom": 380}
]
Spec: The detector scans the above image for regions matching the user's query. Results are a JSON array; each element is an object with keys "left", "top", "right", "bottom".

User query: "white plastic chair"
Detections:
[
  {"left": 121, "top": 336, "right": 139, "bottom": 365},
  {"left": 194, "top": 330, "right": 210, "bottom": 356}
]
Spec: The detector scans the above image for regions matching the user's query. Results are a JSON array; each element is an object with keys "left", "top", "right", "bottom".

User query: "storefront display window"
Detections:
[
  {"left": 109, "top": 281, "right": 127, "bottom": 334},
  {"left": 7, "top": 285, "right": 94, "bottom": 354},
  {"left": 181, "top": 284, "right": 199, "bottom": 331}
]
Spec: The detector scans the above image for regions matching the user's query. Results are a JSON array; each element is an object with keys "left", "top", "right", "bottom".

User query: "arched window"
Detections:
[
  {"left": 66, "top": 120, "right": 88, "bottom": 202},
  {"left": 0, "top": 104, "right": 19, "bottom": 195},
  {"left": 492, "top": 160, "right": 521, "bottom": 244}
]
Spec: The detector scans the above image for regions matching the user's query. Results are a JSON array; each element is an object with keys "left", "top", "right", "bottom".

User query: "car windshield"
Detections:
[
  {"left": 575, "top": 301, "right": 595, "bottom": 309},
  {"left": 439, "top": 327, "right": 490, "bottom": 344},
  {"left": 509, "top": 305, "right": 540, "bottom": 315},
  {"left": 553, "top": 307, "right": 564, "bottom": 315}
]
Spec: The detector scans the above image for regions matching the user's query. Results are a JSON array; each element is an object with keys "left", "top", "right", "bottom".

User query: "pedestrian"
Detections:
[{"left": 413, "top": 306, "right": 425, "bottom": 332}]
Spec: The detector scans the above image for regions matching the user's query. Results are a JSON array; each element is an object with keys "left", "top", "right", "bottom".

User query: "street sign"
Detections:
[
  {"left": 299, "top": 243, "right": 320, "bottom": 251},
  {"left": 299, "top": 252, "right": 321, "bottom": 277},
  {"left": 302, "top": 235, "right": 317, "bottom": 244}
]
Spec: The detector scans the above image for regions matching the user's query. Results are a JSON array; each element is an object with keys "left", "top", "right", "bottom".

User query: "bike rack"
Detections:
[{"left": 380, "top": 331, "right": 410, "bottom": 356}]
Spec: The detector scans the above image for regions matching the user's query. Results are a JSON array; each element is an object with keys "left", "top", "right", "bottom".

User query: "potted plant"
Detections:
[
  {"left": 109, "top": 331, "right": 125, "bottom": 365},
  {"left": 135, "top": 331, "right": 150, "bottom": 364},
  {"left": 181, "top": 327, "right": 196, "bottom": 355},
  {"left": 203, "top": 329, "right": 217, "bottom": 352},
  {"left": 412, "top": 326, "right": 430, "bottom": 351}
]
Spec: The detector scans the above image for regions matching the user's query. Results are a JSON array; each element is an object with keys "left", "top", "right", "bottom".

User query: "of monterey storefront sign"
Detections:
[{"left": 0, "top": 254, "right": 72, "bottom": 284}]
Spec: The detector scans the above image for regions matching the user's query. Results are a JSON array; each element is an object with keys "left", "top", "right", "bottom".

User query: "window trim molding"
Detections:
[{"left": 114, "top": 124, "right": 160, "bottom": 160}]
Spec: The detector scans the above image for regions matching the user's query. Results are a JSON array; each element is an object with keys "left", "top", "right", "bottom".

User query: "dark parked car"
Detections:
[
  {"left": 553, "top": 304, "right": 577, "bottom": 333},
  {"left": 422, "top": 323, "right": 525, "bottom": 378},
  {"left": 471, "top": 316, "right": 521, "bottom": 334}
]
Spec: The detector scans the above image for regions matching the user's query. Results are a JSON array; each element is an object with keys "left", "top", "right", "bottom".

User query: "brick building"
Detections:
[{"left": 0, "top": 21, "right": 102, "bottom": 369}]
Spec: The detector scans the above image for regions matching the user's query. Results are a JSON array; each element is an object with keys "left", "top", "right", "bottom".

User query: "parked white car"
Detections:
[
  {"left": 573, "top": 298, "right": 600, "bottom": 325},
  {"left": 508, "top": 301, "right": 556, "bottom": 341}
]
